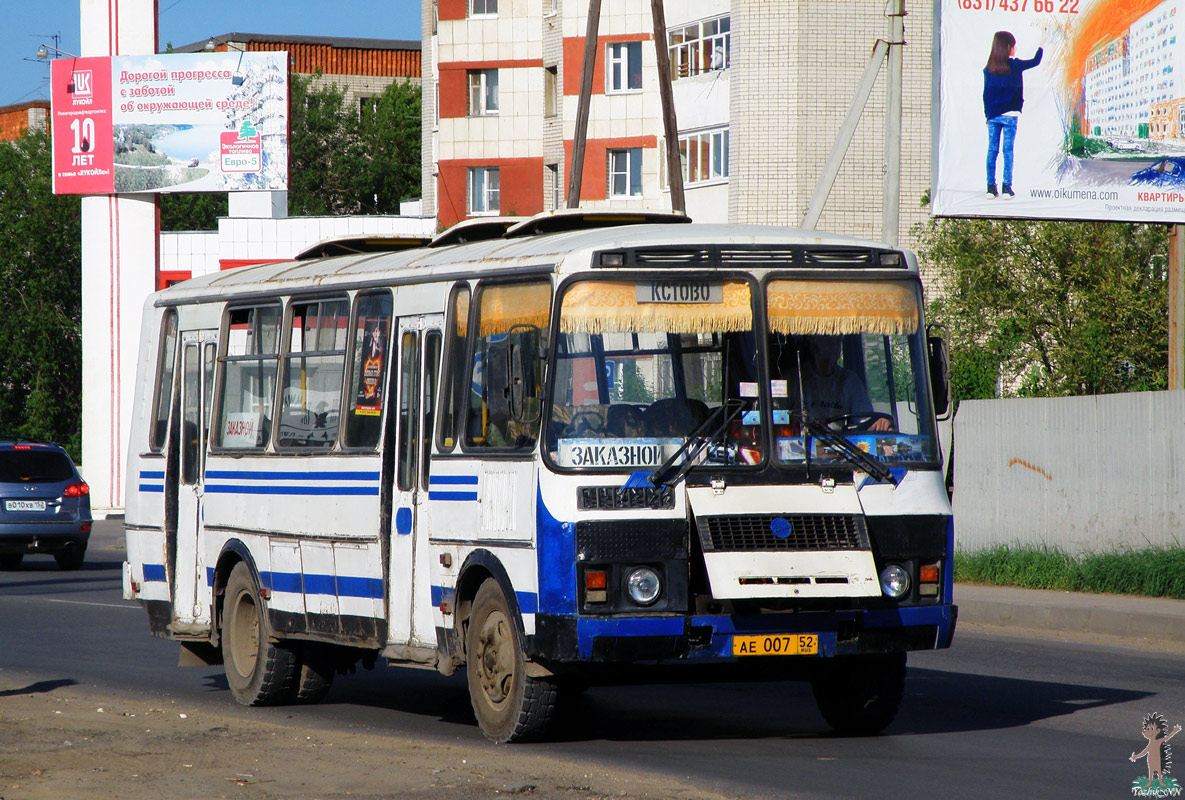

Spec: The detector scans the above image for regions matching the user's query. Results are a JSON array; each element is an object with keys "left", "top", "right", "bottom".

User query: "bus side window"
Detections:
[
  {"left": 464, "top": 281, "right": 551, "bottom": 450},
  {"left": 397, "top": 331, "right": 420, "bottom": 492},
  {"left": 215, "top": 304, "right": 281, "bottom": 450},
  {"left": 149, "top": 310, "right": 178, "bottom": 451},
  {"left": 344, "top": 292, "right": 393, "bottom": 449},
  {"left": 278, "top": 298, "right": 349, "bottom": 449},
  {"left": 436, "top": 285, "right": 470, "bottom": 453}
]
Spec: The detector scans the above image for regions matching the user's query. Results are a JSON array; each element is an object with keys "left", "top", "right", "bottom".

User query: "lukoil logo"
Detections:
[{"left": 70, "top": 70, "right": 92, "bottom": 97}]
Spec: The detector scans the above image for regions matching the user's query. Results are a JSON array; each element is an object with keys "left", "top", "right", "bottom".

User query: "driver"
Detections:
[{"left": 785, "top": 335, "right": 892, "bottom": 432}]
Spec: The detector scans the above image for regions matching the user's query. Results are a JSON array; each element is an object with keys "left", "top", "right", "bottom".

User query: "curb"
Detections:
[{"left": 955, "top": 583, "right": 1185, "bottom": 647}]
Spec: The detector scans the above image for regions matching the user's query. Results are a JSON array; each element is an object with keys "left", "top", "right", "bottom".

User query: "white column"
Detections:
[{"left": 79, "top": 0, "right": 158, "bottom": 513}]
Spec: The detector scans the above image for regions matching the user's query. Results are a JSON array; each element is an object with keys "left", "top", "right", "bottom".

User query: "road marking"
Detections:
[{"left": 31, "top": 598, "right": 140, "bottom": 610}]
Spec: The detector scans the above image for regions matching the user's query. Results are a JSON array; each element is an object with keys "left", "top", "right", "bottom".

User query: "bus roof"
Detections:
[{"left": 150, "top": 222, "right": 919, "bottom": 307}]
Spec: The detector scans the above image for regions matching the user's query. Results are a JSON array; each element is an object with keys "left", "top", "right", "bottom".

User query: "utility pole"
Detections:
[
  {"left": 1170, "top": 225, "right": 1184, "bottom": 389},
  {"left": 883, "top": 0, "right": 905, "bottom": 247},
  {"left": 803, "top": 0, "right": 906, "bottom": 246},
  {"left": 566, "top": 0, "right": 602, "bottom": 209},
  {"left": 651, "top": 0, "right": 685, "bottom": 214}
]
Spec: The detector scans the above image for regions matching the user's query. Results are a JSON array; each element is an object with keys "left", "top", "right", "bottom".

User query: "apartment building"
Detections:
[{"left": 422, "top": 0, "right": 933, "bottom": 246}]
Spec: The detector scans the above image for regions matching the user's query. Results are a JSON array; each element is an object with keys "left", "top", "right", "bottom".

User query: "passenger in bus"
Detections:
[{"left": 782, "top": 335, "right": 891, "bottom": 431}]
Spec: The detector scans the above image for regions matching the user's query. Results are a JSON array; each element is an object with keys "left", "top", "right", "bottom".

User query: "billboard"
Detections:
[
  {"left": 934, "top": 0, "right": 1185, "bottom": 223},
  {"left": 51, "top": 51, "right": 288, "bottom": 195}
]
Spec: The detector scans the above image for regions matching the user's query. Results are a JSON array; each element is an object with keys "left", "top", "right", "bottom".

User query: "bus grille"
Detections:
[
  {"left": 697, "top": 514, "right": 869, "bottom": 552},
  {"left": 575, "top": 520, "right": 688, "bottom": 561}
]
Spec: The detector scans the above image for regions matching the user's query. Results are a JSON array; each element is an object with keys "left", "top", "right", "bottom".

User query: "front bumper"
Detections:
[{"left": 531, "top": 603, "right": 957, "bottom": 664}]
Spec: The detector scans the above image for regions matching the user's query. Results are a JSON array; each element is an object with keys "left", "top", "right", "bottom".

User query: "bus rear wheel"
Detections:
[
  {"left": 222, "top": 562, "right": 298, "bottom": 706},
  {"left": 811, "top": 652, "right": 906, "bottom": 736},
  {"left": 466, "top": 578, "right": 558, "bottom": 743}
]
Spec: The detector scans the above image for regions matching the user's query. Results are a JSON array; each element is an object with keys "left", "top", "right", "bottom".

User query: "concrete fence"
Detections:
[{"left": 952, "top": 390, "right": 1185, "bottom": 555}]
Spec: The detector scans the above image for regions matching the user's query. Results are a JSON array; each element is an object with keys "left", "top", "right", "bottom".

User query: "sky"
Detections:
[{"left": 2, "top": 0, "right": 423, "bottom": 108}]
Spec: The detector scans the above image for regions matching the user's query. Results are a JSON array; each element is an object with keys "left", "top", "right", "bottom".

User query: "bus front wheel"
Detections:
[
  {"left": 466, "top": 578, "right": 558, "bottom": 742},
  {"left": 811, "top": 652, "right": 906, "bottom": 736},
  {"left": 222, "top": 562, "right": 298, "bottom": 706}
]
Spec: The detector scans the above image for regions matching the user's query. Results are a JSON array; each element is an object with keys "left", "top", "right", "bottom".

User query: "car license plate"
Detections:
[
  {"left": 4, "top": 500, "right": 46, "bottom": 512},
  {"left": 732, "top": 633, "right": 818, "bottom": 657}
]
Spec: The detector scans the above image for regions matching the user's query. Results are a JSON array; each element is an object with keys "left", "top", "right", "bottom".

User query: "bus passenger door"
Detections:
[
  {"left": 388, "top": 315, "right": 443, "bottom": 647},
  {"left": 172, "top": 334, "right": 216, "bottom": 630}
]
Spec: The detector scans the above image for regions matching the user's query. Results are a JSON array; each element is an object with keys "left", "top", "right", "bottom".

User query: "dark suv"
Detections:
[{"left": 0, "top": 439, "right": 92, "bottom": 570}]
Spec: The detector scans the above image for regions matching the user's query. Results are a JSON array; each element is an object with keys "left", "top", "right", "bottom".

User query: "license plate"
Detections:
[
  {"left": 4, "top": 500, "right": 46, "bottom": 512},
  {"left": 732, "top": 633, "right": 818, "bottom": 657}
]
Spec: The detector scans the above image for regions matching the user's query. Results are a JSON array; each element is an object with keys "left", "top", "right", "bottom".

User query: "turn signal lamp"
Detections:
[
  {"left": 919, "top": 562, "right": 940, "bottom": 598},
  {"left": 584, "top": 569, "right": 607, "bottom": 604}
]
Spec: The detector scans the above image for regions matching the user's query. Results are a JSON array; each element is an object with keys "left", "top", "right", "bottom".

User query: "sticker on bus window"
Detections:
[
  {"left": 739, "top": 382, "right": 758, "bottom": 397},
  {"left": 635, "top": 281, "right": 724, "bottom": 304},
  {"left": 770, "top": 379, "right": 788, "bottom": 398},
  {"left": 223, "top": 413, "right": 262, "bottom": 448}
]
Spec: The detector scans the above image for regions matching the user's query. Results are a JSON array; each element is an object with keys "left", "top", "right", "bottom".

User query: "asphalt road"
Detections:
[{"left": 0, "top": 520, "right": 1178, "bottom": 799}]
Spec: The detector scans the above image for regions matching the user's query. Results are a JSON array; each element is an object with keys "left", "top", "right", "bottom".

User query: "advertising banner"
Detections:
[
  {"left": 51, "top": 51, "right": 288, "bottom": 195},
  {"left": 934, "top": 0, "right": 1185, "bottom": 223}
]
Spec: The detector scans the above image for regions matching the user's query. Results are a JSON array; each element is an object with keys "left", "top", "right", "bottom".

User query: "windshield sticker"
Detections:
[
  {"left": 770, "top": 379, "right": 788, "bottom": 398},
  {"left": 635, "top": 281, "right": 724, "bottom": 304},
  {"left": 739, "top": 382, "right": 758, "bottom": 398},
  {"left": 776, "top": 435, "right": 930, "bottom": 463},
  {"left": 558, "top": 438, "right": 683, "bottom": 468}
]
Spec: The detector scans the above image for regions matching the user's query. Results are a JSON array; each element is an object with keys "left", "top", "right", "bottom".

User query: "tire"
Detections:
[
  {"left": 287, "top": 643, "right": 335, "bottom": 704},
  {"left": 811, "top": 652, "right": 906, "bottom": 736},
  {"left": 0, "top": 554, "right": 23, "bottom": 570},
  {"left": 466, "top": 578, "right": 558, "bottom": 743},
  {"left": 54, "top": 546, "right": 86, "bottom": 571},
  {"left": 221, "top": 562, "right": 298, "bottom": 706}
]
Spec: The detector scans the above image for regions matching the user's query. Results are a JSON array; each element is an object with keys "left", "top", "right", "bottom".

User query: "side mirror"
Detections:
[{"left": 927, "top": 330, "right": 951, "bottom": 419}]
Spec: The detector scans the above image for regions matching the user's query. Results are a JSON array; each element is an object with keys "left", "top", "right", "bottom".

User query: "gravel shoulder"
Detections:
[{"left": 0, "top": 678, "right": 732, "bottom": 800}]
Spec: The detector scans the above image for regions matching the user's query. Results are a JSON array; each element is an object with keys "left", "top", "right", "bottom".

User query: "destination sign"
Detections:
[
  {"left": 557, "top": 438, "right": 683, "bottom": 468},
  {"left": 635, "top": 281, "right": 723, "bottom": 304}
]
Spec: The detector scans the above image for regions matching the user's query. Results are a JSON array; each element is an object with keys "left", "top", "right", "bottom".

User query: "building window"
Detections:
[
  {"left": 606, "top": 42, "right": 642, "bottom": 93},
  {"left": 668, "top": 16, "right": 731, "bottom": 79},
  {"left": 470, "top": 0, "right": 497, "bottom": 16},
  {"left": 468, "top": 69, "right": 499, "bottom": 116},
  {"left": 679, "top": 127, "right": 729, "bottom": 185},
  {"left": 609, "top": 148, "right": 642, "bottom": 197},
  {"left": 547, "top": 163, "right": 561, "bottom": 210},
  {"left": 469, "top": 167, "right": 500, "bottom": 214},
  {"left": 545, "top": 65, "right": 558, "bottom": 117}
]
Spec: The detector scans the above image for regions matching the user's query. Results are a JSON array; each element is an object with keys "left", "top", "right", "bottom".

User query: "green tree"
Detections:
[
  {"left": 288, "top": 73, "right": 422, "bottom": 216},
  {"left": 160, "top": 192, "right": 228, "bottom": 231},
  {"left": 0, "top": 129, "right": 82, "bottom": 456},
  {"left": 914, "top": 215, "right": 1168, "bottom": 401}
]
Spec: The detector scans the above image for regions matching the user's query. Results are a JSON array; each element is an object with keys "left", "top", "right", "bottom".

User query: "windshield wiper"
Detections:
[
  {"left": 648, "top": 399, "right": 747, "bottom": 488},
  {"left": 793, "top": 412, "right": 899, "bottom": 487}
]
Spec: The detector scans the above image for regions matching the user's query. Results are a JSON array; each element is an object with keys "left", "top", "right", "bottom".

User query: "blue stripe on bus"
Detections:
[
  {"left": 205, "top": 484, "right": 379, "bottom": 496},
  {"left": 142, "top": 564, "right": 167, "bottom": 582},
  {"left": 206, "top": 470, "right": 381, "bottom": 482},
  {"left": 428, "top": 474, "right": 478, "bottom": 485},
  {"left": 139, "top": 484, "right": 164, "bottom": 493},
  {"left": 536, "top": 487, "right": 577, "bottom": 615},
  {"left": 139, "top": 470, "right": 165, "bottom": 479},
  {"left": 432, "top": 584, "right": 536, "bottom": 614},
  {"left": 260, "top": 571, "right": 384, "bottom": 599},
  {"left": 427, "top": 490, "right": 478, "bottom": 501}
]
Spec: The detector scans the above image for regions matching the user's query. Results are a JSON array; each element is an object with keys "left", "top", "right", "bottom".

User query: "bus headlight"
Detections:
[
  {"left": 879, "top": 564, "right": 911, "bottom": 599},
  {"left": 625, "top": 567, "right": 662, "bottom": 606}
]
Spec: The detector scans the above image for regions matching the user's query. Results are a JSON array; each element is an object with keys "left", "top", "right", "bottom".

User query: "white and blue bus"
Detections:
[{"left": 123, "top": 212, "right": 955, "bottom": 742}]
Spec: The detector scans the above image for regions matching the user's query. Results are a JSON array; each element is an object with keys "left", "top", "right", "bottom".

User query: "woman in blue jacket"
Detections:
[{"left": 983, "top": 31, "right": 1043, "bottom": 197}]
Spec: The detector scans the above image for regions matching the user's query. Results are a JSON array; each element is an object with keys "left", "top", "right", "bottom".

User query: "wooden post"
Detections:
[
  {"left": 566, "top": 0, "right": 602, "bottom": 209},
  {"left": 651, "top": 0, "right": 684, "bottom": 214},
  {"left": 1170, "top": 224, "right": 1184, "bottom": 389}
]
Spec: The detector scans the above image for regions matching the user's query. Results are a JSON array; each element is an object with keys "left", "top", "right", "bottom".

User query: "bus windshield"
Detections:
[
  {"left": 766, "top": 278, "right": 938, "bottom": 467},
  {"left": 546, "top": 278, "right": 762, "bottom": 471}
]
